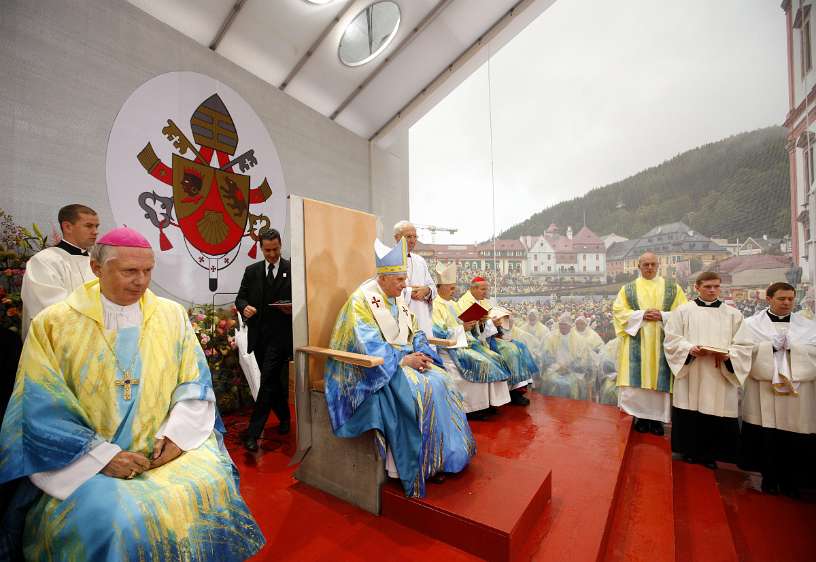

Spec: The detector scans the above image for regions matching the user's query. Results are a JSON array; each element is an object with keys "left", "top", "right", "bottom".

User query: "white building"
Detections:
[
  {"left": 524, "top": 236, "right": 556, "bottom": 275},
  {"left": 783, "top": 0, "right": 816, "bottom": 285}
]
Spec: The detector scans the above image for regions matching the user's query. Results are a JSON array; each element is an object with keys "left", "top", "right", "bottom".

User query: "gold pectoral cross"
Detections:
[{"left": 115, "top": 373, "right": 140, "bottom": 401}]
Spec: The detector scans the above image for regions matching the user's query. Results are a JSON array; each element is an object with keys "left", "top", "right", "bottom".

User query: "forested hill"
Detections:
[{"left": 500, "top": 126, "right": 790, "bottom": 241}]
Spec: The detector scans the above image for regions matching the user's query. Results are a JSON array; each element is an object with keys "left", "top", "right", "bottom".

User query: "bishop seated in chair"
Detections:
[
  {"left": 0, "top": 227, "right": 263, "bottom": 562},
  {"left": 323, "top": 238, "right": 475, "bottom": 498}
]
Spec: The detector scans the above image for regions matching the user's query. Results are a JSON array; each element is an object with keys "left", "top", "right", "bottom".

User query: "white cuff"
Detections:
[
  {"left": 660, "top": 311, "right": 671, "bottom": 323},
  {"left": 30, "top": 441, "right": 121, "bottom": 500},
  {"left": 156, "top": 399, "right": 216, "bottom": 451},
  {"left": 481, "top": 320, "right": 499, "bottom": 340},
  {"left": 625, "top": 310, "right": 645, "bottom": 336}
]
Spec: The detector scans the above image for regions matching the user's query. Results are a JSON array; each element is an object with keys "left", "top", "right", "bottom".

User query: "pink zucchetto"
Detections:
[{"left": 95, "top": 226, "right": 152, "bottom": 248}]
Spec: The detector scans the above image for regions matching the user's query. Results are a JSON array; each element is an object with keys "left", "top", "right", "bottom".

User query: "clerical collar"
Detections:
[
  {"left": 100, "top": 293, "right": 143, "bottom": 330},
  {"left": 767, "top": 310, "right": 791, "bottom": 323},
  {"left": 57, "top": 239, "right": 89, "bottom": 256},
  {"left": 694, "top": 298, "right": 721, "bottom": 308}
]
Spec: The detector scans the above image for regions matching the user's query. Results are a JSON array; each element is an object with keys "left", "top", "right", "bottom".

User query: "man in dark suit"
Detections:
[{"left": 236, "top": 228, "right": 293, "bottom": 451}]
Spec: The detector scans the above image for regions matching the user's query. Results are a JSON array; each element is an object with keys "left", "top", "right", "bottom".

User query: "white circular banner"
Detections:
[{"left": 106, "top": 72, "right": 286, "bottom": 304}]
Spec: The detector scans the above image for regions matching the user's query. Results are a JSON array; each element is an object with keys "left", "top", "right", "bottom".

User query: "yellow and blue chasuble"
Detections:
[
  {"left": 613, "top": 276, "right": 687, "bottom": 393},
  {"left": 431, "top": 296, "right": 510, "bottom": 384},
  {"left": 0, "top": 280, "right": 263, "bottom": 561},
  {"left": 324, "top": 283, "right": 476, "bottom": 498},
  {"left": 455, "top": 290, "right": 539, "bottom": 386}
]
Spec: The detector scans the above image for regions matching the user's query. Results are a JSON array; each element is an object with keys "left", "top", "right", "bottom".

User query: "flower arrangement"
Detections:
[
  {"left": 188, "top": 304, "right": 251, "bottom": 414},
  {"left": 0, "top": 210, "right": 49, "bottom": 333}
]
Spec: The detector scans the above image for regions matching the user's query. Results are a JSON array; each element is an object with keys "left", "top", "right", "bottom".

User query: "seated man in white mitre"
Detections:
[
  {"left": 0, "top": 227, "right": 264, "bottom": 561},
  {"left": 323, "top": 239, "right": 475, "bottom": 497},
  {"left": 20, "top": 204, "right": 99, "bottom": 337},
  {"left": 431, "top": 262, "right": 511, "bottom": 420}
]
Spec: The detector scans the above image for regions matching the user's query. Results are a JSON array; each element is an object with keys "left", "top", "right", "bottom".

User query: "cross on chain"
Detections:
[
  {"left": 370, "top": 296, "right": 382, "bottom": 309},
  {"left": 114, "top": 372, "right": 140, "bottom": 401}
]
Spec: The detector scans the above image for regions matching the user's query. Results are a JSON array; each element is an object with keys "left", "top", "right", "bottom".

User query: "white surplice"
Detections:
[
  {"left": 20, "top": 245, "right": 94, "bottom": 337},
  {"left": 734, "top": 309, "right": 816, "bottom": 434},
  {"left": 29, "top": 295, "right": 215, "bottom": 500},
  {"left": 663, "top": 301, "right": 751, "bottom": 418},
  {"left": 401, "top": 252, "right": 437, "bottom": 338}
]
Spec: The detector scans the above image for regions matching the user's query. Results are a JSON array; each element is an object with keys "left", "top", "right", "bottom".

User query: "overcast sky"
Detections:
[{"left": 409, "top": 0, "right": 789, "bottom": 244}]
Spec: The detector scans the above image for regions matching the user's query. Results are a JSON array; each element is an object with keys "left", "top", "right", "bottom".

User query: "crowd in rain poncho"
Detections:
[{"left": 493, "top": 294, "right": 815, "bottom": 406}]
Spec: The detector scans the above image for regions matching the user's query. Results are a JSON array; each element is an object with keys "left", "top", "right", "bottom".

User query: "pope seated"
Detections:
[
  {"left": 0, "top": 227, "right": 264, "bottom": 561},
  {"left": 323, "top": 239, "right": 475, "bottom": 498}
]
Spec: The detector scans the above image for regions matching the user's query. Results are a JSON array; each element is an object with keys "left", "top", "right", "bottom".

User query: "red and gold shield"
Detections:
[{"left": 172, "top": 153, "right": 250, "bottom": 255}]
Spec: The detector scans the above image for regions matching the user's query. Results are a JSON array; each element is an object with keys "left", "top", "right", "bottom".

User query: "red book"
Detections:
[{"left": 458, "top": 302, "right": 489, "bottom": 323}]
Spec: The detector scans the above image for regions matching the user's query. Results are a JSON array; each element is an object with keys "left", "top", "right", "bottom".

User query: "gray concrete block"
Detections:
[{"left": 295, "top": 391, "right": 385, "bottom": 515}]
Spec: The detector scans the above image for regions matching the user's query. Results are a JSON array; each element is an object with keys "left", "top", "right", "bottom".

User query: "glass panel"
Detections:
[
  {"left": 409, "top": 1, "right": 802, "bottom": 407},
  {"left": 338, "top": 1, "right": 400, "bottom": 67}
]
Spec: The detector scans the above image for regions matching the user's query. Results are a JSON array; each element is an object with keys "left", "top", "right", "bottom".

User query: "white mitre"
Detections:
[{"left": 435, "top": 262, "right": 457, "bottom": 285}]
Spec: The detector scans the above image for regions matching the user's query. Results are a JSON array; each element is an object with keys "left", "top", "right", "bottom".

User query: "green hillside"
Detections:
[{"left": 500, "top": 126, "right": 790, "bottom": 241}]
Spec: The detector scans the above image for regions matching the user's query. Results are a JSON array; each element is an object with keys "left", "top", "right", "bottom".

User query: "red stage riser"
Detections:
[{"left": 382, "top": 453, "right": 552, "bottom": 562}]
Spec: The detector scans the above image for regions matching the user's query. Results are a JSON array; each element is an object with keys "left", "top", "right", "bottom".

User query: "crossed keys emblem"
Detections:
[{"left": 370, "top": 296, "right": 382, "bottom": 309}]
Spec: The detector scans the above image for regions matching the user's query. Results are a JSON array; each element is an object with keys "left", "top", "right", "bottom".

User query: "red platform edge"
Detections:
[
  {"left": 600, "top": 432, "right": 676, "bottom": 562},
  {"left": 673, "top": 461, "right": 739, "bottom": 562},
  {"left": 381, "top": 453, "right": 552, "bottom": 562}
]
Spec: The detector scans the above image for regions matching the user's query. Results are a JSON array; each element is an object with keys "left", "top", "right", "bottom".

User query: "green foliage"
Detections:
[
  {"left": 501, "top": 127, "right": 790, "bottom": 240},
  {"left": 0, "top": 209, "right": 50, "bottom": 332},
  {"left": 188, "top": 304, "right": 252, "bottom": 414}
]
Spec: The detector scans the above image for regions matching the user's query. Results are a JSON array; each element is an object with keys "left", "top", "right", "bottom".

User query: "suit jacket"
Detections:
[{"left": 236, "top": 258, "right": 293, "bottom": 355}]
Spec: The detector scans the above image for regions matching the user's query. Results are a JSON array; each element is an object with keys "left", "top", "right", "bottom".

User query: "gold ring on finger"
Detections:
[{"left": 127, "top": 470, "right": 136, "bottom": 479}]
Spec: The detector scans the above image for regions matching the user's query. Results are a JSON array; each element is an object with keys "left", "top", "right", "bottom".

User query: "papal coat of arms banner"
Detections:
[{"left": 106, "top": 72, "right": 287, "bottom": 303}]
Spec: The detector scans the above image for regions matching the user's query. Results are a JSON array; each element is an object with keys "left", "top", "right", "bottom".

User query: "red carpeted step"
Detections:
[
  {"left": 673, "top": 461, "right": 739, "bottom": 562},
  {"left": 716, "top": 468, "right": 816, "bottom": 562},
  {"left": 601, "top": 432, "right": 675, "bottom": 562},
  {"left": 381, "top": 453, "right": 552, "bottom": 562}
]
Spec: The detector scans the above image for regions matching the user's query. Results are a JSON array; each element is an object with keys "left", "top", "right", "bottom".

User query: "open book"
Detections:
[{"left": 458, "top": 302, "right": 489, "bottom": 323}]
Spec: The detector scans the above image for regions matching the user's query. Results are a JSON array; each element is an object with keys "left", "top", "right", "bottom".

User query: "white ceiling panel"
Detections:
[
  {"left": 128, "top": 0, "right": 235, "bottom": 47},
  {"left": 127, "top": 0, "right": 551, "bottom": 142},
  {"left": 216, "top": 0, "right": 347, "bottom": 88},
  {"left": 284, "top": 0, "right": 438, "bottom": 118}
]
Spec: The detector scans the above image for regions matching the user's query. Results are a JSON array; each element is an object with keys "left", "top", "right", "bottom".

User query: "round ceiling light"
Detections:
[{"left": 338, "top": 1, "right": 401, "bottom": 67}]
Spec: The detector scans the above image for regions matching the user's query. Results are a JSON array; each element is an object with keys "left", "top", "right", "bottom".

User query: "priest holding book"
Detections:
[
  {"left": 431, "top": 262, "right": 510, "bottom": 418},
  {"left": 663, "top": 272, "right": 751, "bottom": 468},
  {"left": 458, "top": 277, "right": 538, "bottom": 405}
]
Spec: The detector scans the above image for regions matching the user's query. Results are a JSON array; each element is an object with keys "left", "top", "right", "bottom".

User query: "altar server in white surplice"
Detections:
[
  {"left": 20, "top": 204, "right": 99, "bottom": 338},
  {"left": 663, "top": 272, "right": 751, "bottom": 469},
  {"left": 735, "top": 282, "right": 816, "bottom": 498},
  {"left": 394, "top": 221, "right": 437, "bottom": 340}
]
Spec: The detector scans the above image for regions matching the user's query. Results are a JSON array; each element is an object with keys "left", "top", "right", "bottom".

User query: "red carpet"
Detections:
[
  {"left": 601, "top": 432, "right": 675, "bottom": 562},
  {"left": 224, "top": 394, "right": 816, "bottom": 561}
]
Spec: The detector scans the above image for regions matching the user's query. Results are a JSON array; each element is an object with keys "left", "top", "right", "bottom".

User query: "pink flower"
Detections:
[
  {"left": 196, "top": 313, "right": 206, "bottom": 321},
  {"left": 218, "top": 319, "right": 227, "bottom": 329},
  {"left": 200, "top": 334, "right": 210, "bottom": 345},
  {"left": 204, "top": 348, "right": 213, "bottom": 357}
]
